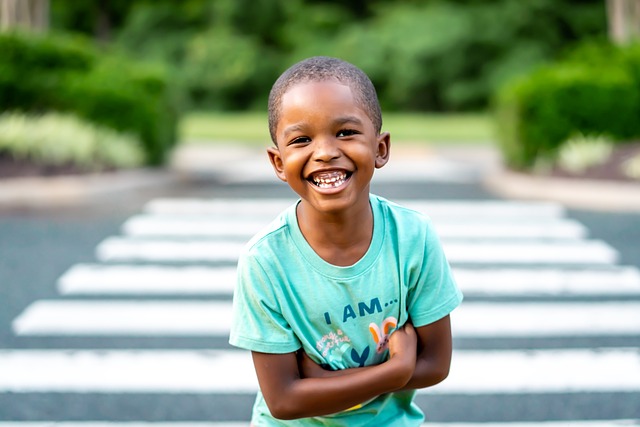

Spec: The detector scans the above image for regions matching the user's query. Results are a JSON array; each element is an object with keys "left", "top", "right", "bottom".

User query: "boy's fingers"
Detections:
[{"left": 400, "top": 322, "right": 415, "bottom": 334}]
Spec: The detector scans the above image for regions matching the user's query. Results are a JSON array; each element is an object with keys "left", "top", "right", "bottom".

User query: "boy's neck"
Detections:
[{"left": 296, "top": 197, "right": 374, "bottom": 267}]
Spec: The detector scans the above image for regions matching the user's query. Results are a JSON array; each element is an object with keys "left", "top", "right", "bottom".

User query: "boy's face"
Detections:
[{"left": 268, "top": 81, "right": 390, "bottom": 215}]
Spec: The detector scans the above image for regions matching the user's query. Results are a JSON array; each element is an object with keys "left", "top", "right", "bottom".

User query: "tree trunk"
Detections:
[
  {"left": 95, "top": 0, "right": 111, "bottom": 44},
  {"left": 0, "top": 0, "right": 48, "bottom": 32},
  {"left": 607, "top": 0, "right": 640, "bottom": 44},
  {"left": 32, "top": 0, "right": 49, "bottom": 31}
]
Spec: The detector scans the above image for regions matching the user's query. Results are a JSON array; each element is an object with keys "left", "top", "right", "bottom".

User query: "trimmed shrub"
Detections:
[
  {"left": 0, "top": 112, "right": 144, "bottom": 170},
  {"left": 58, "top": 58, "right": 178, "bottom": 165},
  {"left": 494, "top": 42, "right": 640, "bottom": 169},
  {"left": 0, "top": 31, "right": 95, "bottom": 111},
  {"left": 0, "top": 31, "right": 179, "bottom": 165}
]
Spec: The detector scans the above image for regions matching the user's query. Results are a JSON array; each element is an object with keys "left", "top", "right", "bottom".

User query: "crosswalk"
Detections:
[{"left": 3, "top": 197, "right": 640, "bottom": 425}]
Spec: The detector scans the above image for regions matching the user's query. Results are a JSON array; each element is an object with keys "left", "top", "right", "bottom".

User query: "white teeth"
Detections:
[{"left": 312, "top": 171, "right": 348, "bottom": 188}]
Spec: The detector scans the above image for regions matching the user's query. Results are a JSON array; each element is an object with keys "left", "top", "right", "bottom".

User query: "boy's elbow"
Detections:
[
  {"left": 265, "top": 397, "right": 304, "bottom": 420},
  {"left": 414, "top": 363, "right": 450, "bottom": 389},
  {"left": 433, "top": 364, "right": 450, "bottom": 385},
  {"left": 269, "top": 405, "right": 296, "bottom": 420}
]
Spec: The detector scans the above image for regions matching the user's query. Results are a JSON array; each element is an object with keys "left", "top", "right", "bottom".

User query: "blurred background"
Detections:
[
  {"left": 2, "top": 2, "right": 640, "bottom": 425},
  {"left": 1, "top": 0, "right": 639, "bottom": 180}
]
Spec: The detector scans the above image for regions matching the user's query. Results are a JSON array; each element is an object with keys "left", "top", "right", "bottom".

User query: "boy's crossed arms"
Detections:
[{"left": 252, "top": 316, "right": 453, "bottom": 419}]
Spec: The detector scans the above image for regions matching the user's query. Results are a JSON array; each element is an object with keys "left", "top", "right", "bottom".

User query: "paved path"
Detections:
[
  {"left": 1, "top": 191, "right": 639, "bottom": 424},
  {"left": 0, "top": 142, "right": 639, "bottom": 424}
]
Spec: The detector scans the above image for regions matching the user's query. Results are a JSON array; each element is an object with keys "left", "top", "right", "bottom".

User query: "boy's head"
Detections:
[{"left": 268, "top": 56, "right": 382, "bottom": 145}]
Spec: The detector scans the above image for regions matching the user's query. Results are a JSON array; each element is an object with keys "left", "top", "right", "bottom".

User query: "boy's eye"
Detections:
[
  {"left": 289, "top": 136, "right": 311, "bottom": 145},
  {"left": 337, "top": 129, "right": 359, "bottom": 137}
]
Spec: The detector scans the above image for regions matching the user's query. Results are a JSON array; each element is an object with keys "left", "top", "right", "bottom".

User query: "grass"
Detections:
[{"left": 179, "top": 111, "right": 494, "bottom": 146}]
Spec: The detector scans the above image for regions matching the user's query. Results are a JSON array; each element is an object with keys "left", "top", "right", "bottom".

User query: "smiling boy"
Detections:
[{"left": 229, "top": 56, "right": 463, "bottom": 425}]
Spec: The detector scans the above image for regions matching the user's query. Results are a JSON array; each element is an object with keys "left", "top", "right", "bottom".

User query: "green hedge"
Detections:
[
  {"left": 0, "top": 31, "right": 179, "bottom": 165},
  {"left": 494, "top": 42, "right": 640, "bottom": 169},
  {"left": 0, "top": 31, "right": 94, "bottom": 111}
]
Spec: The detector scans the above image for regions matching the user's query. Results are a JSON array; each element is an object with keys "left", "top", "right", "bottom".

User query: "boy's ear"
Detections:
[
  {"left": 375, "top": 131, "right": 391, "bottom": 169},
  {"left": 267, "top": 146, "right": 287, "bottom": 182}
]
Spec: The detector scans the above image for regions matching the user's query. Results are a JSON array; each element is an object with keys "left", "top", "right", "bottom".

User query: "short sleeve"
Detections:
[
  {"left": 407, "top": 220, "right": 463, "bottom": 327},
  {"left": 229, "top": 251, "right": 301, "bottom": 353}
]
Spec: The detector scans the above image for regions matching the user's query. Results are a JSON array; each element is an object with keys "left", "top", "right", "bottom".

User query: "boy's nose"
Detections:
[{"left": 312, "top": 136, "right": 340, "bottom": 162}]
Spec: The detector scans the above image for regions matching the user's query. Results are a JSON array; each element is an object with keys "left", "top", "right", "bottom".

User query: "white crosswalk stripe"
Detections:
[
  {"left": 122, "top": 214, "right": 589, "bottom": 239},
  {"left": 57, "top": 264, "right": 238, "bottom": 295},
  {"left": 12, "top": 300, "right": 640, "bottom": 337},
  {"left": 1, "top": 348, "right": 639, "bottom": 394},
  {"left": 4, "top": 197, "right": 639, "bottom": 425},
  {"left": 57, "top": 264, "right": 640, "bottom": 296},
  {"left": 95, "top": 237, "right": 619, "bottom": 264},
  {"left": 143, "top": 199, "right": 567, "bottom": 219}
]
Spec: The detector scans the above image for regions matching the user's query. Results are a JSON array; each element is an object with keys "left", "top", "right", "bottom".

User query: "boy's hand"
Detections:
[{"left": 388, "top": 322, "right": 417, "bottom": 376}]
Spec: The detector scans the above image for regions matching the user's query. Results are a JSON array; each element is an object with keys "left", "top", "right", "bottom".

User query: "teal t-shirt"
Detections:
[{"left": 229, "top": 194, "right": 463, "bottom": 426}]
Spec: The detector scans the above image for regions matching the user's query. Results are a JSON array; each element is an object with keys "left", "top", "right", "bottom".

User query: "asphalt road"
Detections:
[{"left": 1, "top": 177, "right": 639, "bottom": 424}]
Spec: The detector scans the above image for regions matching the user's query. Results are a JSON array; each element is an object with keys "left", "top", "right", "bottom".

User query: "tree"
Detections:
[
  {"left": 607, "top": 0, "right": 640, "bottom": 43},
  {"left": 0, "top": 0, "right": 48, "bottom": 32}
]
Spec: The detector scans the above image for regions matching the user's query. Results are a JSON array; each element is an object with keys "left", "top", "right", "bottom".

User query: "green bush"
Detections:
[
  {"left": 0, "top": 112, "right": 144, "bottom": 170},
  {"left": 0, "top": 31, "right": 179, "bottom": 165},
  {"left": 0, "top": 31, "right": 95, "bottom": 111},
  {"left": 59, "top": 58, "right": 178, "bottom": 165},
  {"left": 494, "top": 42, "right": 640, "bottom": 169}
]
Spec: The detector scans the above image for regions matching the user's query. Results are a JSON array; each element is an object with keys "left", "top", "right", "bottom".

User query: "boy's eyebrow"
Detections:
[
  {"left": 282, "top": 123, "right": 306, "bottom": 138},
  {"left": 334, "top": 115, "right": 364, "bottom": 126}
]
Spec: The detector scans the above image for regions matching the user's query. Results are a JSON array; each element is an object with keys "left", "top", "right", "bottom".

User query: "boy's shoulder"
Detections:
[
  {"left": 372, "top": 194, "right": 432, "bottom": 225},
  {"left": 372, "top": 194, "right": 439, "bottom": 246},
  {"left": 243, "top": 200, "right": 298, "bottom": 255}
]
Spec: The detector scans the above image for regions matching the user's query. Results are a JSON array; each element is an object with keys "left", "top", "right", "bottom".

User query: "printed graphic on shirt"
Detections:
[
  {"left": 316, "top": 329, "right": 351, "bottom": 359},
  {"left": 322, "top": 297, "right": 399, "bottom": 325},
  {"left": 369, "top": 316, "right": 398, "bottom": 353},
  {"left": 316, "top": 296, "right": 400, "bottom": 367}
]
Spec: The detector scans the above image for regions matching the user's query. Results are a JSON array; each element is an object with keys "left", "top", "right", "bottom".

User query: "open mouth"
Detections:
[{"left": 308, "top": 170, "right": 352, "bottom": 189}]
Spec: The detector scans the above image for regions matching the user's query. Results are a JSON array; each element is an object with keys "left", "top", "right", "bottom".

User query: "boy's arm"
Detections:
[
  {"left": 300, "top": 315, "right": 454, "bottom": 390},
  {"left": 251, "top": 323, "right": 417, "bottom": 420},
  {"left": 402, "top": 314, "right": 453, "bottom": 389}
]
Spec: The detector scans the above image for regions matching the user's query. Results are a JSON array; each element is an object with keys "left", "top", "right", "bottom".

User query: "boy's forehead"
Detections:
[
  {"left": 277, "top": 81, "right": 371, "bottom": 128},
  {"left": 282, "top": 80, "right": 354, "bottom": 104}
]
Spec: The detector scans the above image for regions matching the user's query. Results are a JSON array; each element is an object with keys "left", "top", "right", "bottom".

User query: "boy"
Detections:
[{"left": 229, "top": 56, "right": 463, "bottom": 425}]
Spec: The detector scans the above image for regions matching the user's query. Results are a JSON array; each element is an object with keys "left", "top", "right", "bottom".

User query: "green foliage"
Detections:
[
  {"left": 0, "top": 112, "right": 144, "bottom": 169},
  {"left": 494, "top": 42, "right": 640, "bottom": 169},
  {"left": 0, "top": 31, "right": 179, "bottom": 165},
  {"left": 59, "top": 58, "right": 179, "bottom": 165},
  {"left": 0, "top": 31, "right": 95, "bottom": 110},
  {"left": 113, "top": 1, "right": 291, "bottom": 110},
  {"left": 286, "top": 0, "right": 607, "bottom": 111},
  {"left": 46, "top": 0, "right": 608, "bottom": 113},
  {"left": 114, "top": 1, "right": 214, "bottom": 64},
  {"left": 555, "top": 133, "right": 613, "bottom": 174},
  {"left": 623, "top": 153, "right": 640, "bottom": 179},
  {"left": 182, "top": 28, "right": 280, "bottom": 110}
]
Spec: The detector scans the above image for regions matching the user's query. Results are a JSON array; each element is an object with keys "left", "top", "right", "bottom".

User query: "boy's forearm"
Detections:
[
  {"left": 307, "top": 354, "right": 448, "bottom": 391},
  {"left": 401, "top": 354, "right": 450, "bottom": 390},
  {"left": 401, "top": 316, "right": 454, "bottom": 391},
  {"left": 270, "top": 357, "right": 411, "bottom": 419}
]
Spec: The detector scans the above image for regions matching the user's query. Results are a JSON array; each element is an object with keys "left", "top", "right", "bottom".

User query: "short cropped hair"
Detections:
[{"left": 267, "top": 56, "right": 382, "bottom": 145}]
